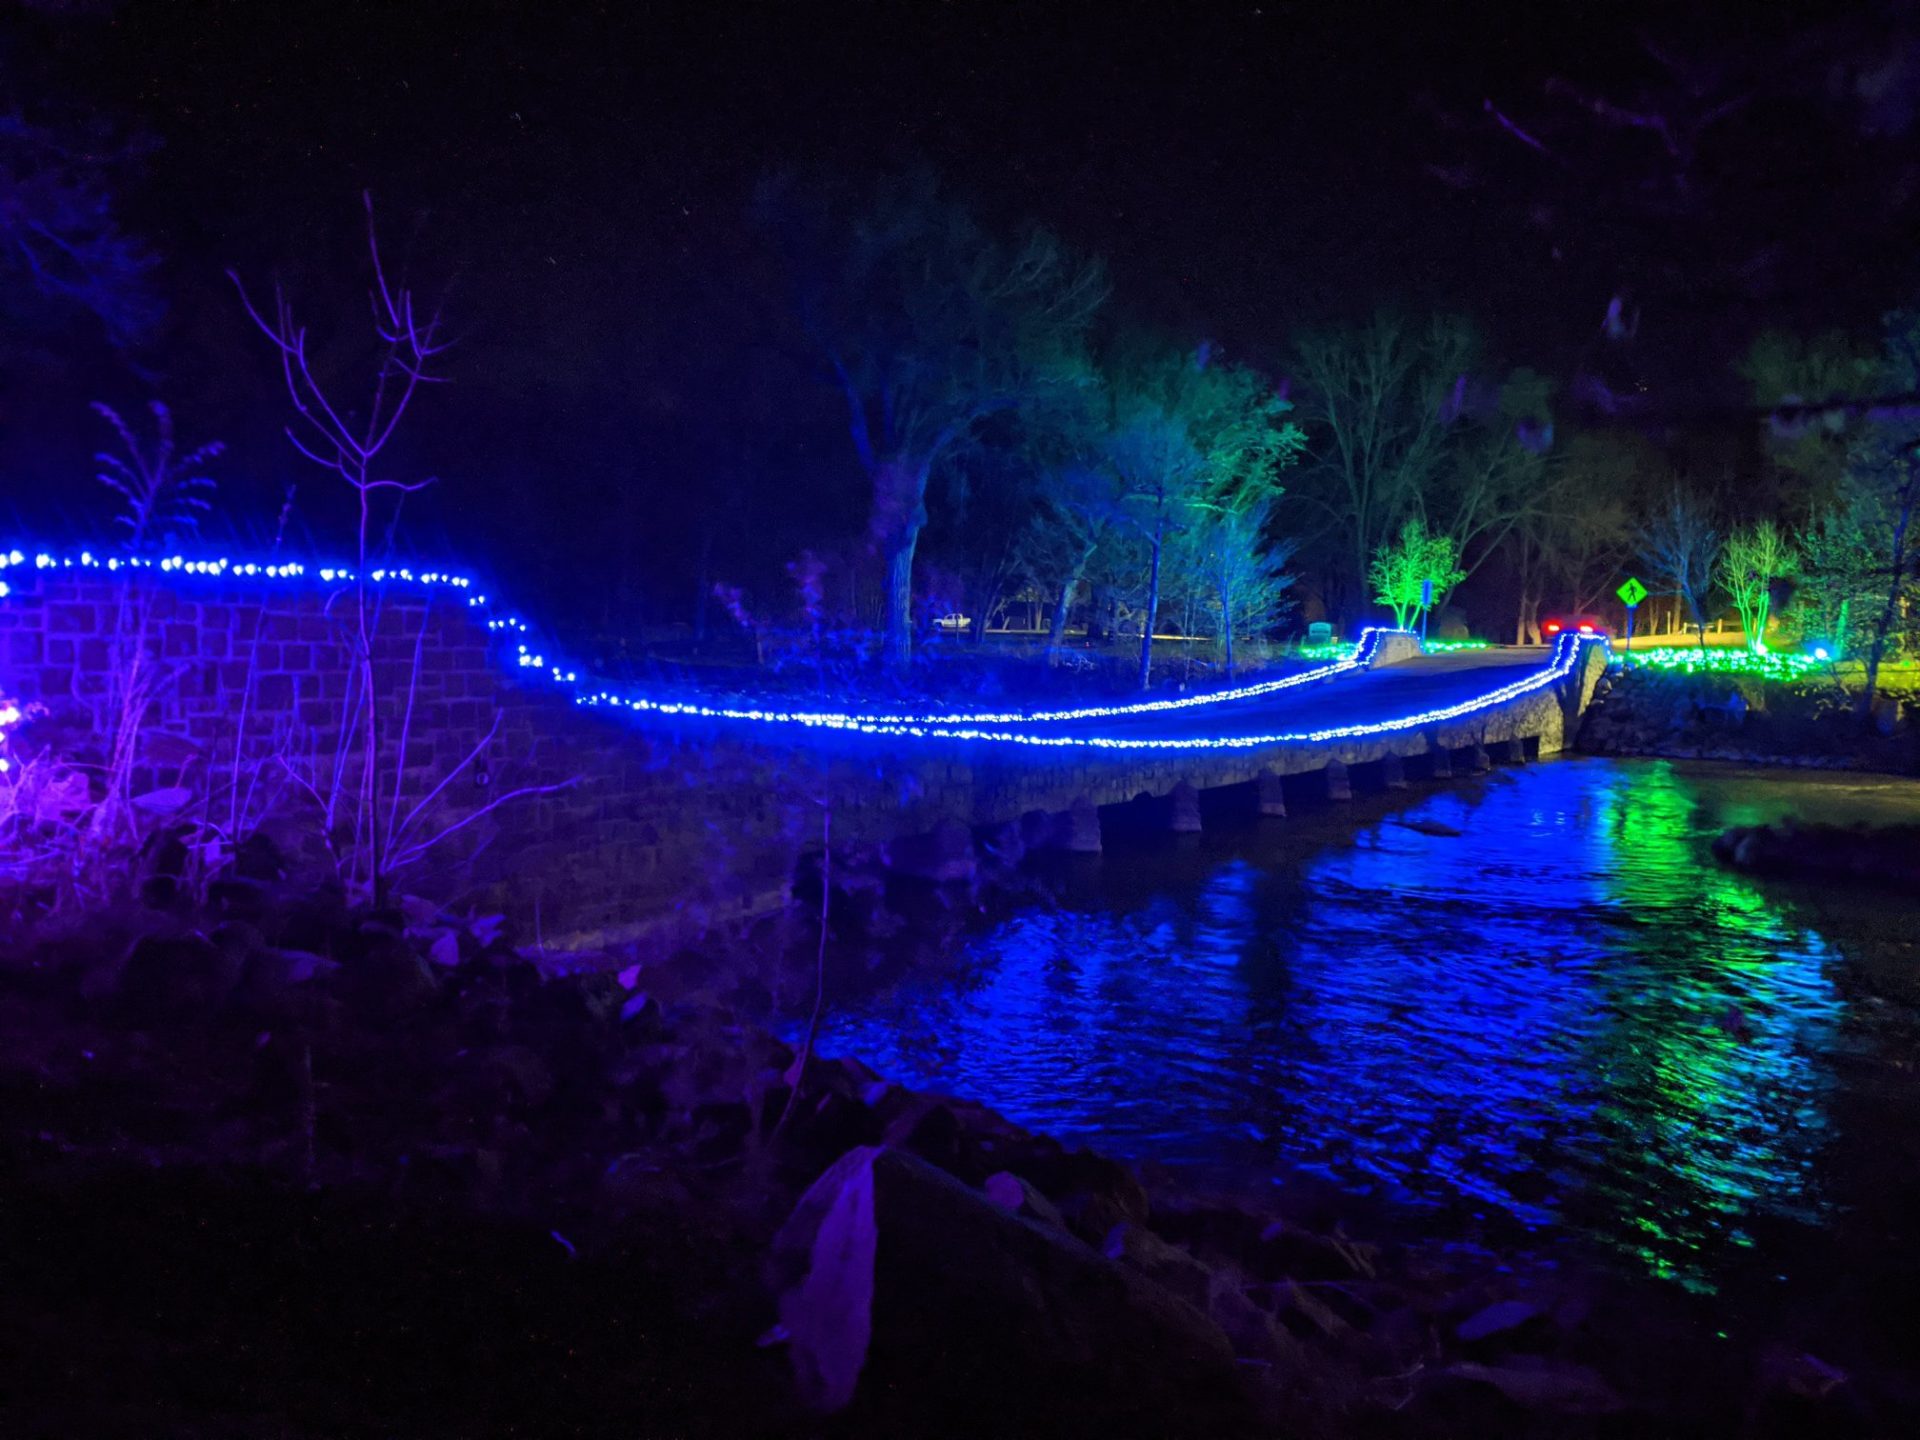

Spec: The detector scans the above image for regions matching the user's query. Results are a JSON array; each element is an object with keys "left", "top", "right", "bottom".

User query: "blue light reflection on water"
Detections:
[{"left": 805, "top": 759, "right": 1886, "bottom": 1288}]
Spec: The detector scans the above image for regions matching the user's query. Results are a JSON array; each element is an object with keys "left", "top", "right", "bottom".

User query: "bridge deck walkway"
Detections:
[{"left": 1058, "top": 647, "right": 1548, "bottom": 743}]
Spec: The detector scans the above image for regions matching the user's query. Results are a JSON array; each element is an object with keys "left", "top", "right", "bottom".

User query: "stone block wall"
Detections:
[
  {"left": 3, "top": 565, "right": 1615, "bottom": 948},
  {"left": 0, "top": 569, "right": 866, "bottom": 946}
]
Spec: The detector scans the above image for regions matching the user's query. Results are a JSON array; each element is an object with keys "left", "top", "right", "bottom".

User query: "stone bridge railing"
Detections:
[{"left": 1, "top": 548, "right": 1605, "bottom": 950}]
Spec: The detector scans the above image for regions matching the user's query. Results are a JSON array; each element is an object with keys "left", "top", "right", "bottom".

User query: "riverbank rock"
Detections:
[
  {"left": 1713, "top": 819, "right": 1920, "bottom": 890},
  {"left": 767, "top": 1144, "right": 1251, "bottom": 1436},
  {"left": 1578, "top": 667, "right": 1920, "bottom": 773}
]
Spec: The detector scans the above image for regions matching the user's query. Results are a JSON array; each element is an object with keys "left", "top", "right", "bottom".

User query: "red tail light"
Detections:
[
  {"left": 1578, "top": 623, "right": 1594, "bottom": 634},
  {"left": 1544, "top": 622, "right": 1561, "bottom": 634}
]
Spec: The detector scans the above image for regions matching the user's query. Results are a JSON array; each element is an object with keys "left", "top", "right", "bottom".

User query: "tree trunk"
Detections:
[
  {"left": 1515, "top": 588, "right": 1542, "bottom": 646},
  {"left": 1046, "top": 551, "right": 1091, "bottom": 665},
  {"left": 1087, "top": 583, "right": 1110, "bottom": 642},
  {"left": 874, "top": 458, "right": 930, "bottom": 676},
  {"left": 882, "top": 528, "right": 920, "bottom": 676},
  {"left": 1137, "top": 521, "right": 1164, "bottom": 692},
  {"left": 1687, "top": 588, "right": 1709, "bottom": 652},
  {"left": 1858, "top": 471, "right": 1917, "bottom": 718},
  {"left": 1216, "top": 569, "right": 1237, "bottom": 679}
]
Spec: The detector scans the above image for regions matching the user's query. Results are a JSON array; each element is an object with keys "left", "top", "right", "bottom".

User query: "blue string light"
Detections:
[
  {"left": 2, "top": 545, "right": 1602, "bottom": 753},
  {"left": 570, "top": 626, "right": 1401, "bottom": 729},
  {"left": 583, "top": 633, "right": 1600, "bottom": 750}
]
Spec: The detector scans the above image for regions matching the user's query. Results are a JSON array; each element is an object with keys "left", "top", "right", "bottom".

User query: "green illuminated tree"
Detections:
[
  {"left": 1719, "top": 520, "right": 1797, "bottom": 652},
  {"left": 1796, "top": 499, "right": 1877, "bottom": 660},
  {"left": 1103, "top": 343, "right": 1303, "bottom": 688},
  {"left": 1368, "top": 516, "right": 1463, "bottom": 630},
  {"left": 1755, "top": 310, "right": 1920, "bottom": 710}
]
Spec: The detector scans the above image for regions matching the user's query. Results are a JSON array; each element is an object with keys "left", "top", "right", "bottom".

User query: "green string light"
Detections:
[{"left": 1614, "top": 646, "right": 1821, "bottom": 680}]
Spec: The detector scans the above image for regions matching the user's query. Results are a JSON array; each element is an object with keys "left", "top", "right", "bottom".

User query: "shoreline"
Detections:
[{"left": 3, "top": 879, "right": 1905, "bottom": 1437}]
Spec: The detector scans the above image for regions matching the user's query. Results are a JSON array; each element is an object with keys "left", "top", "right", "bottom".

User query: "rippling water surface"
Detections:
[{"left": 806, "top": 757, "right": 1920, "bottom": 1290}]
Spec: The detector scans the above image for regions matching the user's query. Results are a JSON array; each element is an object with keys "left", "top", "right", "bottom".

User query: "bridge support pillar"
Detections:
[
  {"left": 1058, "top": 795, "right": 1103, "bottom": 854},
  {"left": 1255, "top": 770, "right": 1287, "bottom": 818},
  {"left": 1468, "top": 743, "right": 1492, "bottom": 774},
  {"left": 1381, "top": 754, "right": 1408, "bottom": 790},
  {"left": 1165, "top": 780, "right": 1203, "bottom": 834},
  {"left": 1324, "top": 759, "right": 1353, "bottom": 802},
  {"left": 1501, "top": 736, "right": 1529, "bottom": 764},
  {"left": 885, "top": 817, "right": 977, "bottom": 884},
  {"left": 1427, "top": 744, "right": 1453, "bottom": 779}
]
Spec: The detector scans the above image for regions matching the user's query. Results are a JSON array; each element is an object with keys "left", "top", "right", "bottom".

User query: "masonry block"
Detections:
[{"left": 1164, "top": 779, "right": 1203, "bottom": 833}]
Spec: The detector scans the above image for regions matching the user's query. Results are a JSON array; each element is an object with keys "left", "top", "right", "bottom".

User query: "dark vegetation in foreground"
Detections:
[{"left": 2, "top": 863, "right": 1908, "bottom": 1440}]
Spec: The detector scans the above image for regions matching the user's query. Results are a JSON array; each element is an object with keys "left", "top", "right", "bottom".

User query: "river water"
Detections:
[{"left": 806, "top": 757, "right": 1920, "bottom": 1296}]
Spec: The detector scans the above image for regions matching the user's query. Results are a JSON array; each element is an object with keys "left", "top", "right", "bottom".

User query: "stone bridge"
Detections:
[{"left": 0, "top": 549, "right": 1607, "bottom": 949}]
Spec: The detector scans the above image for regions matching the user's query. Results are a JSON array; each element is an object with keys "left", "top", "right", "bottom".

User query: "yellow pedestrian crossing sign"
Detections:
[{"left": 1617, "top": 576, "right": 1649, "bottom": 608}]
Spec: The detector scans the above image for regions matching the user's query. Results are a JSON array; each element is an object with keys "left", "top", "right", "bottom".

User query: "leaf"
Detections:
[
  {"left": 468, "top": 912, "right": 504, "bottom": 946},
  {"left": 131, "top": 786, "right": 195, "bottom": 814},
  {"left": 192, "top": 837, "right": 233, "bottom": 871},
  {"left": 774, "top": 1145, "right": 880, "bottom": 1412},
  {"left": 427, "top": 930, "right": 462, "bottom": 969},
  {"left": 619, "top": 991, "right": 654, "bottom": 1023}
]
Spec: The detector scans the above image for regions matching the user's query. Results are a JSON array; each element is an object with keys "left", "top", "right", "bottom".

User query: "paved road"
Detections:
[{"left": 1039, "top": 646, "right": 1560, "bottom": 742}]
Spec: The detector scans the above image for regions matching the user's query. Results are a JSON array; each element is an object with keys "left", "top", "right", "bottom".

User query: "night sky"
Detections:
[{"left": 4, "top": 0, "right": 1916, "bottom": 633}]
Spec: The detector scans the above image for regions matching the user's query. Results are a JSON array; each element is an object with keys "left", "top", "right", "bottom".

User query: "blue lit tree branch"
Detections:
[{"left": 228, "top": 193, "right": 455, "bottom": 901}]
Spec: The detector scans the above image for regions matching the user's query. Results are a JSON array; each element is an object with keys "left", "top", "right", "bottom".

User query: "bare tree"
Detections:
[
  {"left": 1111, "top": 405, "right": 1207, "bottom": 690},
  {"left": 758, "top": 171, "right": 1106, "bottom": 674},
  {"left": 229, "top": 193, "right": 452, "bottom": 900},
  {"left": 1290, "top": 314, "right": 1474, "bottom": 621},
  {"left": 1506, "top": 432, "right": 1639, "bottom": 642},
  {"left": 1188, "top": 498, "right": 1295, "bottom": 677},
  {"left": 1638, "top": 490, "right": 1720, "bottom": 650},
  {"left": 1018, "top": 457, "right": 1115, "bottom": 664},
  {"left": 1102, "top": 344, "right": 1303, "bottom": 689}
]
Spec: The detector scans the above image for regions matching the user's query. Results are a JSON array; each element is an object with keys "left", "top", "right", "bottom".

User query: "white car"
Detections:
[{"left": 933, "top": 612, "right": 972, "bottom": 632}]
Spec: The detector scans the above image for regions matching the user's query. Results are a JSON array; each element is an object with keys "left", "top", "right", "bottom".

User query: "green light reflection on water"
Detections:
[{"left": 1582, "top": 760, "right": 1843, "bottom": 1291}]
